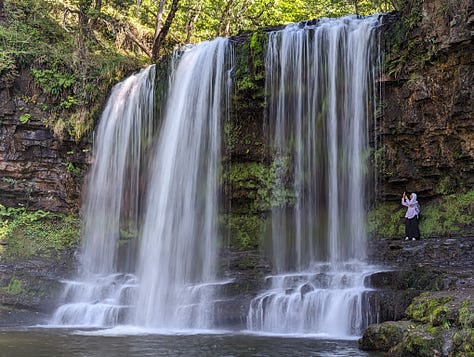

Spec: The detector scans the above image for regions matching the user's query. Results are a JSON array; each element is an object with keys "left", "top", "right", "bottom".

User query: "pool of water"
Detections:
[{"left": 0, "top": 328, "right": 386, "bottom": 357}]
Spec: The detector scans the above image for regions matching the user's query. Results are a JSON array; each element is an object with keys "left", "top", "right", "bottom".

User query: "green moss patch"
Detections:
[
  {"left": 367, "top": 201, "right": 405, "bottom": 238},
  {"left": 359, "top": 320, "right": 410, "bottom": 351},
  {"left": 221, "top": 213, "right": 267, "bottom": 250},
  {"left": 406, "top": 292, "right": 454, "bottom": 325},
  {"left": 389, "top": 325, "right": 443, "bottom": 357},
  {"left": 1, "top": 277, "right": 25, "bottom": 296},
  {"left": 234, "top": 31, "right": 266, "bottom": 94},
  {"left": 420, "top": 189, "right": 474, "bottom": 238},
  {"left": 368, "top": 188, "right": 474, "bottom": 239},
  {"left": 453, "top": 328, "right": 474, "bottom": 355},
  {"left": 0, "top": 206, "right": 80, "bottom": 260},
  {"left": 362, "top": 291, "right": 474, "bottom": 355},
  {"left": 223, "top": 162, "right": 273, "bottom": 213},
  {"left": 458, "top": 301, "right": 474, "bottom": 329}
]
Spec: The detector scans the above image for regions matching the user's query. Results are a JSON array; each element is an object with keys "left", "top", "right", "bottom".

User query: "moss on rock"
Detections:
[
  {"left": 367, "top": 201, "right": 405, "bottom": 238},
  {"left": 221, "top": 213, "right": 267, "bottom": 250},
  {"left": 458, "top": 301, "right": 474, "bottom": 329},
  {"left": 367, "top": 188, "right": 474, "bottom": 239},
  {"left": 405, "top": 292, "right": 454, "bottom": 325},
  {"left": 0, "top": 207, "right": 80, "bottom": 260},
  {"left": 452, "top": 328, "right": 474, "bottom": 355},
  {"left": 389, "top": 325, "right": 443, "bottom": 357},
  {"left": 359, "top": 320, "right": 410, "bottom": 351},
  {"left": 361, "top": 291, "right": 474, "bottom": 355},
  {"left": 222, "top": 162, "right": 273, "bottom": 213}
]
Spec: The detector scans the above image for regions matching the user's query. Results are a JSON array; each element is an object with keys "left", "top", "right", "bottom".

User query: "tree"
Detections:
[
  {"left": 151, "top": 0, "right": 180, "bottom": 62},
  {"left": 184, "top": 1, "right": 203, "bottom": 43}
]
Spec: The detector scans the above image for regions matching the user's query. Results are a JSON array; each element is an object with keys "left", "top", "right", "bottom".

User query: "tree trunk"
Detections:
[
  {"left": 185, "top": 1, "right": 202, "bottom": 43},
  {"left": 151, "top": 0, "right": 180, "bottom": 62},
  {"left": 77, "top": 11, "right": 89, "bottom": 61},
  {"left": 217, "top": 0, "right": 234, "bottom": 37},
  {"left": 0, "top": 0, "right": 5, "bottom": 23},
  {"left": 153, "top": 0, "right": 165, "bottom": 44}
]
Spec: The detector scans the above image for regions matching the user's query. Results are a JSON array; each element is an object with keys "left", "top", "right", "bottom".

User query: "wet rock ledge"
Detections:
[{"left": 361, "top": 236, "right": 474, "bottom": 356}]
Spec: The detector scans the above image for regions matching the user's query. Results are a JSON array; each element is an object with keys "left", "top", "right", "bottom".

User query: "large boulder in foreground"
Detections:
[{"left": 359, "top": 290, "right": 474, "bottom": 356}]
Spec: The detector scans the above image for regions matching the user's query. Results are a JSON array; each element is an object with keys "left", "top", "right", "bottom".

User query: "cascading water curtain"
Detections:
[
  {"left": 247, "top": 16, "right": 381, "bottom": 337},
  {"left": 133, "top": 38, "right": 232, "bottom": 329},
  {"left": 51, "top": 66, "right": 156, "bottom": 326},
  {"left": 267, "top": 16, "right": 380, "bottom": 271}
]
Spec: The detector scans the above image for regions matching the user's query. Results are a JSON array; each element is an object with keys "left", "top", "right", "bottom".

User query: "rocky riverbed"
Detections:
[{"left": 1, "top": 236, "right": 473, "bottom": 335}]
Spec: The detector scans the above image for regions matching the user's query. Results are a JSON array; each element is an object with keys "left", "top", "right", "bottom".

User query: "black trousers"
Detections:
[{"left": 405, "top": 217, "right": 420, "bottom": 239}]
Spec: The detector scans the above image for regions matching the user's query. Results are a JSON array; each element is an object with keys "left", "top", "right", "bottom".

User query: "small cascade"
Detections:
[
  {"left": 247, "top": 263, "right": 377, "bottom": 337},
  {"left": 174, "top": 279, "right": 235, "bottom": 328},
  {"left": 248, "top": 16, "right": 381, "bottom": 337},
  {"left": 50, "top": 274, "right": 137, "bottom": 327}
]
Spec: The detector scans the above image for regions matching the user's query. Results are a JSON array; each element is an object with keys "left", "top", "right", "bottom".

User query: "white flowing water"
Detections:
[
  {"left": 133, "top": 38, "right": 231, "bottom": 329},
  {"left": 51, "top": 38, "right": 232, "bottom": 329},
  {"left": 51, "top": 66, "right": 155, "bottom": 326},
  {"left": 247, "top": 263, "right": 376, "bottom": 337},
  {"left": 50, "top": 19, "right": 380, "bottom": 337},
  {"left": 248, "top": 16, "right": 380, "bottom": 337}
]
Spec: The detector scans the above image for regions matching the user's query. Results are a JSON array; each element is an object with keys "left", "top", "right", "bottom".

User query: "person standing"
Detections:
[{"left": 402, "top": 192, "right": 420, "bottom": 240}]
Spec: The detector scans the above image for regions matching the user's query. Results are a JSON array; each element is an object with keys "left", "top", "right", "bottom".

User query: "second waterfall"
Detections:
[{"left": 247, "top": 16, "right": 381, "bottom": 337}]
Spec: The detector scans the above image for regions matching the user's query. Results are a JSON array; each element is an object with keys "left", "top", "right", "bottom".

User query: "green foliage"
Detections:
[
  {"left": 420, "top": 189, "right": 474, "bottom": 238},
  {"left": 0, "top": 205, "right": 80, "bottom": 260},
  {"left": 392, "top": 326, "right": 442, "bottom": 357},
  {"left": 2, "top": 277, "right": 25, "bottom": 296},
  {"left": 406, "top": 292, "right": 454, "bottom": 324},
  {"left": 367, "top": 201, "right": 404, "bottom": 238},
  {"left": 397, "top": 293, "right": 474, "bottom": 356},
  {"left": 1, "top": 0, "right": 146, "bottom": 142},
  {"left": 222, "top": 213, "right": 266, "bottom": 250},
  {"left": 234, "top": 31, "right": 266, "bottom": 95},
  {"left": 18, "top": 113, "right": 31, "bottom": 124},
  {"left": 31, "top": 69, "right": 76, "bottom": 98},
  {"left": 458, "top": 301, "right": 474, "bottom": 329},
  {"left": 62, "top": 161, "right": 81, "bottom": 175},
  {"left": 453, "top": 329, "right": 474, "bottom": 354},
  {"left": 223, "top": 162, "right": 273, "bottom": 212},
  {"left": 368, "top": 188, "right": 474, "bottom": 238}
]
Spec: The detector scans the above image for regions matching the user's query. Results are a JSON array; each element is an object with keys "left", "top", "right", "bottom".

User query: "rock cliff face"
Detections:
[
  {"left": 376, "top": 0, "right": 474, "bottom": 200},
  {"left": 0, "top": 1, "right": 472, "bottom": 213},
  {"left": 0, "top": 0, "right": 473, "bottom": 332},
  {"left": 0, "top": 71, "right": 89, "bottom": 212}
]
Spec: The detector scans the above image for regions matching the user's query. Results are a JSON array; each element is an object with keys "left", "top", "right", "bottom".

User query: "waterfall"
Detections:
[
  {"left": 50, "top": 66, "right": 155, "bottom": 326},
  {"left": 133, "top": 38, "right": 231, "bottom": 329},
  {"left": 81, "top": 65, "right": 155, "bottom": 276},
  {"left": 51, "top": 38, "right": 232, "bottom": 329},
  {"left": 50, "top": 17, "right": 380, "bottom": 336},
  {"left": 248, "top": 16, "right": 380, "bottom": 337}
]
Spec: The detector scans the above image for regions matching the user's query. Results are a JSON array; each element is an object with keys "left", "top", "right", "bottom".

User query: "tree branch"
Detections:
[{"left": 151, "top": 0, "right": 180, "bottom": 62}]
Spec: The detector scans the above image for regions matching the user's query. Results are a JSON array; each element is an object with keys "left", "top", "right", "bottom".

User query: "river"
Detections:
[{"left": 0, "top": 328, "right": 386, "bottom": 356}]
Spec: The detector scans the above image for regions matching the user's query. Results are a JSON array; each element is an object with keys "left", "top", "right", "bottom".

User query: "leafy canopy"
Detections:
[{"left": 0, "top": 0, "right": 394, "bottom": 141}]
